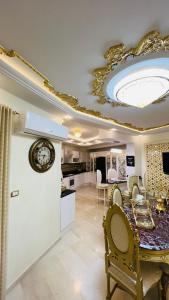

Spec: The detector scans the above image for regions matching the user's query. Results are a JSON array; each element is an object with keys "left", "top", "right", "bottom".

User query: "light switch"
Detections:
[{"left": 11, "top": 190, "right": 19, "bottom": 197}]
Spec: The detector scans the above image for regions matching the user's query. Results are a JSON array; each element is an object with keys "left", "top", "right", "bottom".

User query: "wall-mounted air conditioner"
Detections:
[{"left": 14, "top": 111, "right": 68, "bottom": 141}]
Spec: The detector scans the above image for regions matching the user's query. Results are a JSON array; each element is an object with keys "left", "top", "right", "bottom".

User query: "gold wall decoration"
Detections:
[
  {"left": 1, "top": 41, "right": 169, "bottom": 132},
  {"left": 145, "top": 143, "right": 169, "bottom": 193},
  {"left": 92, "top": 30, "right": 169, "bottom": 107}
]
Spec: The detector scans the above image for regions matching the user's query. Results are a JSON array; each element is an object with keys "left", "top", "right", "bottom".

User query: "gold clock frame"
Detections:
[{"left": 29, "top": 138, "right": 55, "bottom": 173}]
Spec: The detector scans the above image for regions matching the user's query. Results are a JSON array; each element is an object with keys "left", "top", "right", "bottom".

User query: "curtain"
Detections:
[{"left": 0, "top": 105, "right": 12, "bottom": 300}]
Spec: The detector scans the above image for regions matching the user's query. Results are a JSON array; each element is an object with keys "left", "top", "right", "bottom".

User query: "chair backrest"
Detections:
[
  {"left": 103, "top": 204, "right": 141, "bottom": 280},
  {"left": 132, "top": 184, "right": 140, "bottom": 200},
  {"left": 110, "top": 185, "right": 123, "bottom": 207},
  {"left": 96, "top": 169, "right": 102, "bottom": 185},
  {"left": 108, "top": 168, "right": 118, "bottom": 180},
  {"left": 113, "top": 189, "right": 123, "bottom": 206},
  {"left": 127, "top": 175, "right": 139, "bottom": 191}
]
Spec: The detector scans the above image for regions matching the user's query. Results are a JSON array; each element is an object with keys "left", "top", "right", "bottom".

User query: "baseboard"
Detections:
[{"left": 6, "top": 236, "right": 61, "bottom": 293}]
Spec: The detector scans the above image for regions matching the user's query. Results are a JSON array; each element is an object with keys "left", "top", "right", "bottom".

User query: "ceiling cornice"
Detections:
[{"left": 1, "top": 39, "right": 169, "bottom": 133}]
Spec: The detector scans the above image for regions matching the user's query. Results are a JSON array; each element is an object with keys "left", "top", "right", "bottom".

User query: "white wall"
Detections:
[{"left": 0, "top": 88, "right": 61, "bottom": 287}]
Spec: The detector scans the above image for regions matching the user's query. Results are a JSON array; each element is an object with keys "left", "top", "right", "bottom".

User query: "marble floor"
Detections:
[{"left": 7, "top": 185, "right": 158, "bottom": 300}]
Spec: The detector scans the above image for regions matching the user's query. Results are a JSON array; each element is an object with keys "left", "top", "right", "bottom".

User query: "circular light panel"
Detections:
[{"left": 105, "top": 57, "right": 169, "bottom": 108}]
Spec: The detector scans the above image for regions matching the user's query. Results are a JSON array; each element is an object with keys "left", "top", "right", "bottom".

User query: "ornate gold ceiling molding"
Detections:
[
  {"left": 1, "top": 42, "right": 169, "bottom": 133},
  {"left": 92, "top": 30, "right": 169, "bottom": 107}
]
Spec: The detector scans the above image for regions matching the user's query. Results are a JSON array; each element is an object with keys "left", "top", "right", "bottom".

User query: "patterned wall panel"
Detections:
[
  {"left": 118, "top": 154, "right": 126, "bottom": 178},
  {"left": 145, "top": 143, "right": 169, "bottom": 192}
]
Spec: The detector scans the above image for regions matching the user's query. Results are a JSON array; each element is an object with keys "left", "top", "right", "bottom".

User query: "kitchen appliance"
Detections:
[
  {"left": 96, "top": 157, "right": 106, "bottom": 182},
  {"left": 69, "top": 176, "right": 75, "bottom": 189}
]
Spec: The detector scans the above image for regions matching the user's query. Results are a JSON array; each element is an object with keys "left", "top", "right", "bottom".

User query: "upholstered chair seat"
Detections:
[{"left": 108, "top": 261, "right": 162, "bottom": 297}]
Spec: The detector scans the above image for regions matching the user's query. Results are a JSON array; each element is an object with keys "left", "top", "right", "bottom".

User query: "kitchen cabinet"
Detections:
[
  {"left": 60, "top": 190, "right": 75, "bottom": 232},
  {"left": 62, "top": 172, "right": 96, "bottom": 189}
]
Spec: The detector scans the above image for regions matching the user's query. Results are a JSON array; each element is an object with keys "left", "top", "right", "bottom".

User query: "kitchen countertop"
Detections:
[
  {"left": 63, "top": 171, "right": 88, "bottom": 178},
  {"left": 61, "top": 189, "right": 76, "bottom": 198}
]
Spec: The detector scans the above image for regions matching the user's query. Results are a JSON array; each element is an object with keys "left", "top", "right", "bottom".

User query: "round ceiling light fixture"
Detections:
[
  {"left": 105, "top": 57, "right": 169, "bottom": 108},
  {"left": 74, "top": 131, "right": 82, "bottom": 138}
]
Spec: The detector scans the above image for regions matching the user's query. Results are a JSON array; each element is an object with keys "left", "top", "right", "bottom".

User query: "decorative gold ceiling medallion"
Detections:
[
  {"left": 92, "top": 30, "right": 169, "bottom": 107},
  {"left": 1, "top": 39, "right": 169, "bottom": 132}
]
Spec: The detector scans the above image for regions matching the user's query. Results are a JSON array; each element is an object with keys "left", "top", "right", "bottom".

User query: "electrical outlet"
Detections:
[{"left": 11, "top": 190, "right": 19, "bottom": 197}]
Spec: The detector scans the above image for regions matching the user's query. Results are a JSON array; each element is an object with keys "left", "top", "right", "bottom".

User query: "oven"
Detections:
[{"left": 69, "top": 176, "right": 75, "bottom": 189}]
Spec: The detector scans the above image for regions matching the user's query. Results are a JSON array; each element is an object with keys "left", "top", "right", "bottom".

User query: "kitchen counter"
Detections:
[
  {"left": 63, "top": 171, "right": 87, "bottom": 178},
  {"left": 60, "top": 189, "right": 76, "bottom": 232},
  {"left": 61, "top": 189, "right": 76, "bottom": 198},
  {"left": 62, "top": 171, "right": 96, "bottom": 189}
]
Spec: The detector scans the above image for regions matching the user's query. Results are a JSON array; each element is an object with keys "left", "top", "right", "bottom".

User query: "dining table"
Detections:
[
  {"left": 124, "top": 198, "right": 169, "bottom": 299},
  {"left": 124, "top": 199, "right": 169, "bottom": 262}
]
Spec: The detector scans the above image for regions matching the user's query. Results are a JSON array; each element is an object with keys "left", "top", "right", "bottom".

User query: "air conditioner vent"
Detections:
[{"left": 14, "top": 111, "right": 68, "bottom": 141}]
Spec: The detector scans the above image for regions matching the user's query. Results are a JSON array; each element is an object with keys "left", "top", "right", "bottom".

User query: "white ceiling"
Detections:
[{"left": 1, "top": 0, "right": 169, "bottom": 131}]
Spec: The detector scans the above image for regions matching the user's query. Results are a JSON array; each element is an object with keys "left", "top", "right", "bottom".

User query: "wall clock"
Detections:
[{"left": 29, "top": 138, "right": 55, "bottom": 173}]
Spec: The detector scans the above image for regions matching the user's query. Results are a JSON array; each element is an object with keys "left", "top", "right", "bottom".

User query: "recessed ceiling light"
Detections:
[
  {"left": 67, "top": 139, "right": 74, "bottom": 143},
  {"left": 105, "top": 57, "right": 169, "bottom": 108},
  {"left": 110, "top": 128, "right": 117, "bottom": 131},
  {"left": 110, "top": 148, "right": 123, "bottom": 153},
  {"left": 64, "top": 115, "right": 73, "bottom": 120},
  {"left": 74, "top": 131, "right": 82, "bottom": 138}
]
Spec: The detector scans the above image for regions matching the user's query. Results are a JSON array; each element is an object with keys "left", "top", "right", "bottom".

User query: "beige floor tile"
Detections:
[{"left": 6, "top": 185, "right": 160, "bottom": 300}]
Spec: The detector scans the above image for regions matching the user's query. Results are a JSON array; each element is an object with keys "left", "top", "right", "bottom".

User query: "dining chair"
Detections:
[
  {"left": 96, "top": 169, "right": 109, "bottom": 206},
  {"left": 139, "top": 172, "right": 147, "bottom": 197},
  {"left": 103, "top": 203, "right": 162, "bottom": 300},
  {"left": 109, "top": 184, "right": 123, "bottom": 207},
  {"left": 160, "top": 263, "right": 169, "bottom": 299},
  {"left": 123, "top": 175, "right": 139, "bottom": 199},
  {"left": 107, "top": 168, "right": 118, "bottom": 182},
  {"left": 132, "top": 183, "right": 140, "bottom": 200}
]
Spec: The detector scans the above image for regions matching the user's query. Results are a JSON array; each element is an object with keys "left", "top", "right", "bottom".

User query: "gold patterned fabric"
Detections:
[{"left": 0, "top": 105, "right": 12, "bottom": 300}]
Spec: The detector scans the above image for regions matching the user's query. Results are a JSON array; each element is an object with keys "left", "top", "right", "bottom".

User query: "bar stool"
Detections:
[{"left": 96, "top": 170, "right": 109, "bottom": 206}]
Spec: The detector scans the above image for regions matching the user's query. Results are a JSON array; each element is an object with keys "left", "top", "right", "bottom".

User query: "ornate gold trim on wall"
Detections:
[
  {"left": 1, "top": 38, "right": 169, "bottom": 132},
  {"left": 92, "top": 30, "right": 169, "bottom": 107},
  {"left": 145, "top": 143, "right": 169, "bottom": 192}
]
